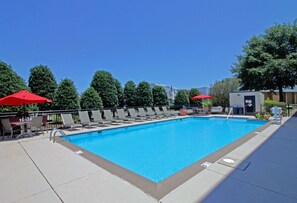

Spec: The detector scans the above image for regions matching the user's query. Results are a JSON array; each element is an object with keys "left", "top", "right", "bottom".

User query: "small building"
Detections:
[{"left": 229, "top": 92, "right": 265, "bottom": 115}]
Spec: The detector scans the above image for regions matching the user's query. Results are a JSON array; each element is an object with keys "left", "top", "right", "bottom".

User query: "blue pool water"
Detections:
[{"left": 64, "top": 117, "right": 266, "bottom": 182}]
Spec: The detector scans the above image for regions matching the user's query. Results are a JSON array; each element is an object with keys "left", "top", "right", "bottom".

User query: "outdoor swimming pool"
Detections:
[{"left": 63, "top": 117, "right": 267, "bottom": 183}]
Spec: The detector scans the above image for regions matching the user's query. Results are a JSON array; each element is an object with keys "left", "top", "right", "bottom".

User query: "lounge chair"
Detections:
[
  {"left": 116, "top": 109, "right": 135, "bottom": 123},
  {"left": 103, "top": 110, "right": 123, "bottom": 124},
  {"left": 147, "top": 107, "right": 164, "bottom": 118},
  {"left": 127, "top": 108, "right": 147, "bottom": 121},
  {"left": 162, "top": 106, "right": 178, "bottom": 116},
  {"left": 79, "top": 111, "right": 99, "bottom": 127},
  {"left": 154, "top": 107, "right": 170, "bottom": 117},
  {"left": 61, "top": 114, "right": 83, "bottom": 130},
  {"left": 1, "top": 118, "right": 20, "bottom": 140},
  {"left": 138, "top": 108, "right": 155, "bottom": 120},
  {"left": 30, "top": 116, "right": 44, "bottom": 135},
  {"left": 91, "top": 110, "right": 112, "bottom": 125}
]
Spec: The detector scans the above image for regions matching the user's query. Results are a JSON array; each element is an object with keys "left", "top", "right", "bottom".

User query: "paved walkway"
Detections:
[{"left": 0, "top": 116, "right": 296, "bottom": 203}]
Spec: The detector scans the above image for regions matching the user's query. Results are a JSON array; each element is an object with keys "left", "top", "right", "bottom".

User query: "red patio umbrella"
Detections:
[
  {"left": 0, "top": 90, "right": 52, "bottom": 106},
  {"left": 191, "top": 94, "right": 212, "bottom": 100}
]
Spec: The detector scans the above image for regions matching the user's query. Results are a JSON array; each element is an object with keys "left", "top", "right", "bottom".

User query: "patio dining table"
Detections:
[{"left": 10, "top": 120, "right": 33, "bottom": 139}]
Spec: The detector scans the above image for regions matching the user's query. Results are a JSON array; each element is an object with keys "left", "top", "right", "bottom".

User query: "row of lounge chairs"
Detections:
[{"left": 61, "top": 107, "right": 178, "bottom": 130}]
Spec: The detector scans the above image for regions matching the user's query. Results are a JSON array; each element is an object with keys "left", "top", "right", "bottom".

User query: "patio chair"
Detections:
[
  {"left": 91, "top": 110, "right": 112, "bottom": 126},
  {"left": 138, "top": 108, "right": 155, "bottom": 120},
  {"left": 162, "top": 106, "right": 178, "bottom": 116},
  {"left": 61, "top": 114, "right": 83, "bottom": 130},
  {"left": 1, "top": 118, "right": 20, "bottom": 140},
  {"left": 79, "top": 111, "right": 99, "bottom": 127},
  {"left": 148, "top": 107, "right": 164, "bottom": 118},
  {"left": 103, "top": 110, "right": 123, "bottom": 124},
  {"left": 116, "top": 109, "right": 135, "bottom": 123},
  {"left": 154, "top": 107, "right": 169, "bottom": 117},
  {"left": 30, "top": 116, "right": 44, "bottom": 135},
  {"left": 127, "top": 108, "right": 147, "bottom": 121}
]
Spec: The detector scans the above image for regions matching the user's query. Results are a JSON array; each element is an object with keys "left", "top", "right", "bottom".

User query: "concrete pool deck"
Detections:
[{"left": 0, "top": 115, "right": 297, "bottom": 202}]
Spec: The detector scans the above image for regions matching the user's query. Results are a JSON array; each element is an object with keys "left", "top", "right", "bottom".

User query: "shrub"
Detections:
[
  {"left": 174, "top": 90, "right": 189, "bottom": 106},
  {"left": 202, "top": 100, "right": 212, "bottom": 107},
  {"left": 255, "top": 112, "right": 271, "bottom": 120},
  {"left": 91, "top": 71, "right": 118, "bottom": 107},
  {"left": 80, "top": 87, "right": 103, "bottom": 109},
  {"left": 54, "top": 79, "right": 80, "bottom": 110},
  {"left": 124, "top": 81, "right": 137, "bottom": 106},
  {"left": 188, "top": 88, "right": 200, "bottom": 106},
  {"left": 264, "top": 98, "right": 286, "bottom": 113},
  {"left": 152, "top": 86, "right": 168, "bottom": 106},
  {"left": 114, "top": 79, "right": 124, "bottom": 107},
  {"left": 136, "top": 81, "right": 153, "bottom": 106},
  {"left": 28, "top": 65, "right": 57, "bottom": 110}
]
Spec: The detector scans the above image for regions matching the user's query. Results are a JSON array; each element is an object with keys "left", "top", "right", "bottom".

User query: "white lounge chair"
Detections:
[
  {"left": 154, "top": 107, "right": 170, "bottom": 117},
  {"left": 103, "top": 110, "right": 123, "bottom": 124},
  {"left": 79, "top": 111, "right": 99, "bottom": 127},
  {"left": 138, "top": 108, "right": 155, "bottom": 120},
  {"left": 116, "top": 109, "right": 135, "bottom": 123},
  {"left": 91, "top": 110, "right": 112, "bottom": 126},
  {"left": 61, "top": 114, "right": 83, "bottom": 130},
  {"left": 128, "top": 108, "right": 147, "bottom": 121}
]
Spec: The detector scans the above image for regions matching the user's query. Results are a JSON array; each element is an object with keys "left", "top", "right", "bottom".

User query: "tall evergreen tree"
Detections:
[
  {"left": 54, "top": 79, "right": 79, "bottom": 110},
  {"left": 152, "top": 85, "right": 168, "bottom": 106},
  {"left": 80, "top": 87, "right": 103, "bottom": 109},
  {"left": 188, "top": 88, "right": 200, "bottom": 106},
  {"left": 114, "top": 79, "right": 124, "bottom": 107},
  {"left": 136, "top": 81, "right": 153, "bottom": 106},
  {"left": 174, "top": 90, "right": 189, "bottom": 106},
  {"left": 0, "top": 61, "right": 27, "bottom": 98},
  {"left": 91, "top": 71, "right": 118, "bottom": 107},
  {"left": 0, "top": 61, "right": 28, "bottom": 112},
  {"left": 123, "top": 81, "right": 137, "bottom": 106},
  {"left": 28, "top": 65, "right": 57, "bottom": 110}
]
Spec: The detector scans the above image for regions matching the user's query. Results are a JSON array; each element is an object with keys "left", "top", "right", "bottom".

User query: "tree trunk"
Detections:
[{"left": 279, "top": 86, "right": 284, "bottom": 102}]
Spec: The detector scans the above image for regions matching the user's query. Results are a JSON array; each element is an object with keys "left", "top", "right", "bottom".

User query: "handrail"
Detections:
[
  {"left": 226, "top": 107, "right": 233, "bottom": 120},
  {"left": 50, "top": 128, "right": 66, "bottom": 143}
]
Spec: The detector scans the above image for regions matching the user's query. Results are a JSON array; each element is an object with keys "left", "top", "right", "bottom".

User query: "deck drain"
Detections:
[
  {"left": 201, "top": 162, "right": 212, "bottom": 168},
  {"left": 75, "top": 150, "right": 83, "bottom": 154},
  {"left": 219, "top": 157, "right": 250, "bottom": 171},
  {"left": 222, "top": 158, "right": 235, "bottom": 164}
]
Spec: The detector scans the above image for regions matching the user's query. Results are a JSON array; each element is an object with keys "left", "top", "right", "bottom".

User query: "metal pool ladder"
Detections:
[
  {"left": 226, "top": 107, "right": 233, "bottom": 120},
  {"left": 50, "top": 128, "right": 66, "bottom": 143}
]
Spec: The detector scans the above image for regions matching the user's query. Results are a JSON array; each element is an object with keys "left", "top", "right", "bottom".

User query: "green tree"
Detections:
[
  {"left": 210, "top": 78, "right": 240, "bottom": 106},
  {"left": 0, "top": 61, "right": 28, "bottom": 112},
  {"left": 232, "top": 22, "right": 297, "bottom": 102},
  {"left": 91, "top": 71, "right": 118, "bottom": 107},
  {"left": 136, "top": 81, "right": 153, "bottom": 106},
  {"left": 54, "top": 79, "right": 79, "bottom": 110},
  {"left": 174, "top": 90, "right": 189, "bottom": 106},
  {"left": 123, "top": 81, "right": 137, "bottom": 106},
  {"left": 0, "top": 61, "right": 27, "bottom": 98},
  {"left": 114, "top": 79, "right": 124, "bottom": 107},
  {"left": 152, "top": 85, "right": 168, "bottom": 106},
  {"left": 188, "top": 88, "right": 200, "bottom": 106},
  {"left": 80, "top": 87, "right": 103, "bottom": 109},
  {"left": 28, "top": 65, "right": 57, "bottom": 110}
]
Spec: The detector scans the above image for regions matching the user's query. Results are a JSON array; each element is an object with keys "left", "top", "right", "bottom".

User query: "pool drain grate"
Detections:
[{"left": 218, "top": 157, "right": 250, "bottom": 171}]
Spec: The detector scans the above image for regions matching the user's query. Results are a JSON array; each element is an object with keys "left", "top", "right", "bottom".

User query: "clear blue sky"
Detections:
[{"left": 1, "top": 0, "right": 296, "bottom": 93}]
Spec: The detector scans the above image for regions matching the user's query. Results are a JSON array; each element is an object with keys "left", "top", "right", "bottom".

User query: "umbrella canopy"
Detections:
[
  {"left": 0, "top": 90, "right": 52, "bottom": 106},
  {"left": 191, "top": 94, "right": 213, "bottom": 100}
]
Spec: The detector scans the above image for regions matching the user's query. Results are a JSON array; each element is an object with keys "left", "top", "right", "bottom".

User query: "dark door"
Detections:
[{"left": 244, "top": 96, "right": 255, "bottom": 114}]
